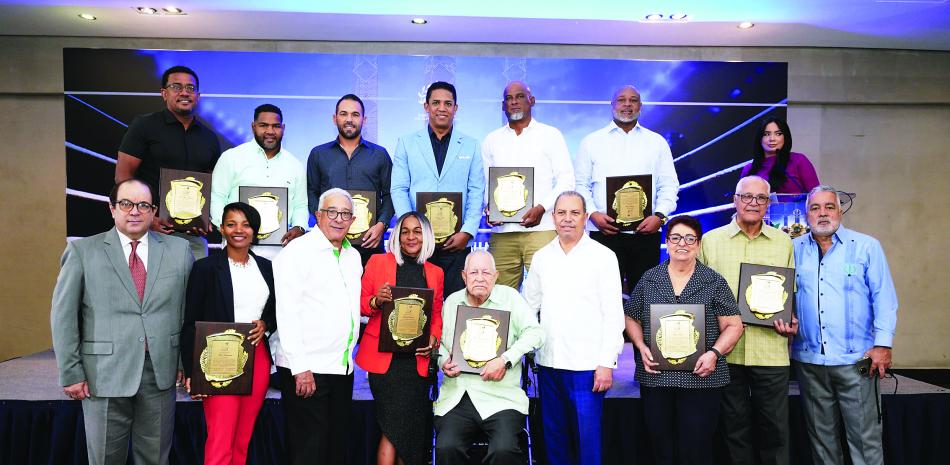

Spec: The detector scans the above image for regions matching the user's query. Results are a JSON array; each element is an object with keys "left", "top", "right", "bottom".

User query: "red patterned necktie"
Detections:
[{"left": 129, "top": 240, "right": 146, "bottom": 302}]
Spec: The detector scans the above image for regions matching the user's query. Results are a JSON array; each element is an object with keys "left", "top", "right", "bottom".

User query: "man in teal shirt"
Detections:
[{"left": 435, "top": 250, "right": 545, "bottom": 465}]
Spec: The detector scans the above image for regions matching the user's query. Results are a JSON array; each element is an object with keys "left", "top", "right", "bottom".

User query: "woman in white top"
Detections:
[{"left": 182, "top": 202, "right": 277, "bottom": 465}]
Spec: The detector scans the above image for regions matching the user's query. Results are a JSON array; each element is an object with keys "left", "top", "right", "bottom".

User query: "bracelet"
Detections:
[
  {"left": 370, "top": 296, "right": 378, "bottom": 310},
  {"left": 709, "top": 347, "right": 723, "bottom": 359}
]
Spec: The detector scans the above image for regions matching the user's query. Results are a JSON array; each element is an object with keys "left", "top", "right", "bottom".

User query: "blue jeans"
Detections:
[{"left": 538, "top": 366, "right": 604, "bottom": 465}]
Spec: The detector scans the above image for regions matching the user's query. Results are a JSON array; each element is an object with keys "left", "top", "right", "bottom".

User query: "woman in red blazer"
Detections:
[{"left": 356, "top": 212, "right": 444, "bottom": 465}]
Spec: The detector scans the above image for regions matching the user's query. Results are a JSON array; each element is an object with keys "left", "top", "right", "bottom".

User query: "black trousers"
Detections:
[
  {"left": 590, "top": 231, "right": 660, "bottom": 291},
  {"left": 429, "top": 246, "right": 470, "bottom": 297},
  {"left": 434, "top": 394, "right": 525, "bottom": 465},
  {"left": 720, "top": 365, "right": 790, "bottom": 465},
  {"left": 276, "top": 367, "right": 354, "bottom": 465},
  {"left": 641, "top": 386, "right": 722, "bottom": 465}
]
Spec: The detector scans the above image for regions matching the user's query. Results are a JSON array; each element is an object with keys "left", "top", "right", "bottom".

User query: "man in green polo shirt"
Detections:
[
  {"left": 435, "top": 250, "right": 545, "bottom": 465},
  {"left": 698, "top": 175, "right": 797, "bottom": 465}
]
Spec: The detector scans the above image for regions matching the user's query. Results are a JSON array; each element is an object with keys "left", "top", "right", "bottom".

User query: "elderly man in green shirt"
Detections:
[
  {"left": 698, "top": 175, "right": 797, "bottom": 465},
  {"left": 435, "top": 250, "right": 545, "bottom": 465}
]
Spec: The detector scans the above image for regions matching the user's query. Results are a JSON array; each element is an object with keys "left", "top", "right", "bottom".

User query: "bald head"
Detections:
[
  {"left": 612, "top": 85, "right": 642, "bottom": 125},
  {"left": 503, "top": 81, "right": 535, "bottom": 123}
]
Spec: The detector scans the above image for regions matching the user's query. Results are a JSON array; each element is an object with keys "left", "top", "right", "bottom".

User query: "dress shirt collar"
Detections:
[
  {"left": 308, "top": 226, "right": 352, "bottom": 255},
  {"left": 161, "top": 108, "right": 203, "bottom": 131},
  {"left": 463, "top": 286, "right": 503, "bottom": 308},
  {"left": 725, "top": 218, "right": 780, "bottom": 240},
  {"left": 551, "top": 233, "right": 595, "bottom": 256},
  {"left": 803, "top": 225, "right": 847, "bottom": 247},
  {"left": 427, "top": 124, "right": 453, "bottom": 143},
  {"left": 502, "top": 117, "right": 538, "bottom": 134},
  {"left": 332, "top": 137, "right": 368, "bottom": 152},
  {"left": 251, "top": 140, "right": 287, "bottom": 160},
  {"left": 116, "top": 229, "right": 148, "bottom": 249},
  {"left": 606, "top": 120, "right": 642, "bottom": 134}
]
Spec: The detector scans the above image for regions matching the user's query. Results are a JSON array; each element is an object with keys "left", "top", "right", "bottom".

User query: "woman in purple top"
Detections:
[{"left": 740, "top": 116, "right": 820, "bottom": 194}]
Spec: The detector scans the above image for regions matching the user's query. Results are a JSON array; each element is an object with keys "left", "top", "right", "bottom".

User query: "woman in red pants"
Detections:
[{"left": 182, "top": 202, "right": 276, "bottom": 465}]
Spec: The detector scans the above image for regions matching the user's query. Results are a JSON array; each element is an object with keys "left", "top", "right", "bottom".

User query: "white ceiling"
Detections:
[{"left": 1, "top": 0, "right": 949, "bottom": 51}]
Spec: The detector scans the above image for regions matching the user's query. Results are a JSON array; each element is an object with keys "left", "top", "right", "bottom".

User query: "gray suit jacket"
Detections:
[{"left": 51, "top": 228, "right": 194, "bottom": 397}]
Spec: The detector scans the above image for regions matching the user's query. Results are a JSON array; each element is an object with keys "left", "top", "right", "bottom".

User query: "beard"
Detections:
[
  {"left": 254, "top": 134, "right": 281, "bottom": 152},
  {"left": 810, "top": 219, "right": 840, "bottom": 237},
  {"left": 508, "top": 111, "right": 525, "bottom": 122},
  {"left": 338, "top": 124, "right": 361, "bottom": 140},
  {"left": 613, "top": 110, "right": 640, "bottom": 124}
]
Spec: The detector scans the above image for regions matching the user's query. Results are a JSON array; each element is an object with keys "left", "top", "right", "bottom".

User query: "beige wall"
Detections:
[{"left": 1, "top": 36, "right": 948, "bottom": 367}]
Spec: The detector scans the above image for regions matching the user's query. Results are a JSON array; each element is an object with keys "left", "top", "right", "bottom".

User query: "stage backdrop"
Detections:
[{"left": 63, "top": 48, "right": 787, "bottom": 246}]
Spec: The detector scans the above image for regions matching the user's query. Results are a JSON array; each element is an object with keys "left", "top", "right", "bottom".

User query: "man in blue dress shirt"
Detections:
[{"left": 792, "top": 185, "right": 898, "bottom": 465}]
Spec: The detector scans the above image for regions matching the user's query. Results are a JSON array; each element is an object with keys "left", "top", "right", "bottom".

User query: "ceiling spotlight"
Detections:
[
  {"left": 136, "top": 7, "right": 157, "bottom": 15},
  {"left": 410, "top": 17, "right": 428, "bottom": 25},
  {"left": 738, "top": 21, "right": 755, "bottom": 29},
  {"left": 77, "top": 13, "right": 97, "bottom": 21},
  {"left": 670, "top": 13, "right": 688, "bottom": 21},
  {"left": 645, "top": 13, "right": 664, "bottom": 21},
  {"left": 163, "top": 7, "right": 183, "bottom": 14}
]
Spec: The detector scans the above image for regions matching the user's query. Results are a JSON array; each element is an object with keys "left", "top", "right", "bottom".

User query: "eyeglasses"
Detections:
[
  {"left": 735, "top": 193, "right": 770, "bottom": 205},
  {"left": 320, "top": 209, "right": 353, "bottom": 221},
  {"left": 114, "top": 199, "right": 156, "bottom": 213},
  {"left": 165, "top": 83, "right": 198, "bottom": 94},
  {"left": 667, "top": 233, "right": 698, "bottom": 245}
]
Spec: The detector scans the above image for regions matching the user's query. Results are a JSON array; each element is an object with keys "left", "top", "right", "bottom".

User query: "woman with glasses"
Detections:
[
  {"left": 355, "top": 212, "right": 444, "bottom": 465},
  {"left": 740, "top": 116, "right": 820, "bottom": 194},
  {"left": 181, "top": 202, "right": 276, "bottom": 465},
  {"left": 623, "top": 215, "right": 744, "bottom": 465}
]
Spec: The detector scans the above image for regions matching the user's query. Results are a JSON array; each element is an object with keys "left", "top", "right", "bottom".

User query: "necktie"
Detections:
[{"left": 129, "top": 240, "right": 146, "bottom": 302}]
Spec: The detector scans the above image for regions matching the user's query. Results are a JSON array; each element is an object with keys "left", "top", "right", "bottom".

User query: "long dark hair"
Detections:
[{"left": 749, "top": 116, "right": 793, "bottom": 189}]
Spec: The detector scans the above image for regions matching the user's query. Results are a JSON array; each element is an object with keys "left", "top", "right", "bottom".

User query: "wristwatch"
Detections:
[
  {"left": 708, "top": 347, "right": 723, "bottom": 359},
  {"left": 501, "top": 355, "right": 513, "bottom": 369},
  {"left": 654, "top": 212, "right": 668, "bottom": 225}
]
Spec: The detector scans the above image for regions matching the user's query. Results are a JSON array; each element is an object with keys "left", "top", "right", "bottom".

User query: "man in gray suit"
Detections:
[{"left": 51, "top": 178, "right": 194, "bottom": 465}]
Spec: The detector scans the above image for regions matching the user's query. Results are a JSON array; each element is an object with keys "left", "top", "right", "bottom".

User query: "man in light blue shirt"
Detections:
[
  {"left": 391, "top": 81, "right": 485, "bottom": 296},
  {"left": 210, "top": 103, "right": 308, "bottom": 260},
  {"left": 792, "top": 185, "right": 898, "bottom": 465}
]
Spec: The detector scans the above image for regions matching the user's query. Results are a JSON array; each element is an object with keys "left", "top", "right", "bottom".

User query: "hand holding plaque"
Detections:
[
  {"left": 488, "top": 167, "right": 534, "bottom": 223},
  {"left": 606, "top": 175, "right": 653, "bottom": 231},
  {"left": 159, "top": 169, "right": 212, "bottom": 232},
  {"left": 737, "top": 263, "right": 794, "bottom": 327},
  {"left": 649, "top": 304, "right": 705, "bottom": 371},
  {"left": 450, "top": 305, "right": 512, "bottom": 375},
  {"left": 378, "top": 286, "right": 435, "bottom": 352},
  {"left": 190, "top": 322, "right": 257, "bottom": 395}
]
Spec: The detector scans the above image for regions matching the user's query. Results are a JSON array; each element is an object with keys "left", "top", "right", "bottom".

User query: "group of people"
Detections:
[{"left": 49, "top": 64, "right": 896, "bottom": 465}]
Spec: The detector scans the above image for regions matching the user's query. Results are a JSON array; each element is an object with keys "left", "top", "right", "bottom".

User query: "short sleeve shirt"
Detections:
[
  {"left": 118, "top": 109, "right": 222, "bottom": 204},
  {"left": 624, "top": 261, "right": 740, "bottom": 389}
]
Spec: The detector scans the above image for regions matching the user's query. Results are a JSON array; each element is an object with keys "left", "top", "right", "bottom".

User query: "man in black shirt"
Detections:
[
  {"left": 307, "top": 94, "right": 394, "bottom": 265},
  {"left": 116, "top": 65, "right": 221, "bottom": 258}
]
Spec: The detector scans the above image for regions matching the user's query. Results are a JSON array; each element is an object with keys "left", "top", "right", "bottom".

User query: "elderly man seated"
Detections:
[{"left": 434, "top": 250, "right": 545, "bottom": 465}]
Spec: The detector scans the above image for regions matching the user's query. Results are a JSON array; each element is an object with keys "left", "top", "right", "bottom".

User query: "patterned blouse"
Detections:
[{"left": 624, "top": 260, "right": 740, "bottom": 389}]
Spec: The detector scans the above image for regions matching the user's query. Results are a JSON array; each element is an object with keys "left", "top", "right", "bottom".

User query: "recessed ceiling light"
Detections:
[
  {"left": 410, "top": 17, "right": 427, "bottom": 25},
  {"left": 738, "top": 21, "right": 755, "bottom": 29},
  {"left": 645, "top": 13, "right": 664, "bottom": 21},
  {"left": 163, "top": 7, "right": 182, "bottom": 14},
  {"left": 77, "top": 13, "right": 96, "bottom": 21},
  {"left": 136, "top": 7, "right": 157, "bottom": 15},
  {"left": 669, "top": 13, "right": 688, "bottom": 21}
]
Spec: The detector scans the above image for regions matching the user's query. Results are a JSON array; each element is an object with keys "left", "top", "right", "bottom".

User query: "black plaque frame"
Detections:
[
  {"left": 605, "top": 174, "right": 653, "bottom": 231},
  {"left": 488, "top": 166, "right": 535, "bottom": 224},
  {"left": 158, "top": 168, "right": 212, "bottom": 232},
  {"left": 239, "top": 186, "right": 289, "bottom": 246},
  {"left": 378, "top": 286, "right": 435, "bottom": 353},
  {"left": 191, "top": 321, "right": 256, "bottom": 395},
  {"left": 648, "top": 303, "right": 706, "bottom": 371},
  {"left": 737, "top": 263, "right": 795, "bottom": 327},
  {"left": 450, "top": 305, "right": 512, "bottom": 375}
]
